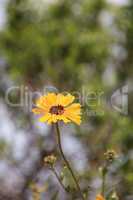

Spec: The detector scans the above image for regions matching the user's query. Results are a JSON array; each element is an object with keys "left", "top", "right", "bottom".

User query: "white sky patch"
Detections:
[
  {"left": 62, "top": 134, "right": 88, "bottom": 172},
  {"left": 0, "top": 0, "right": 8, "bottom": 30},
  {"left": 33, "top": 117, "right": 50, "bottom": 136},
  {"left": 107, "top": 0, "right": 129, "bottom": 6},
  {"left": 28, "top": 0, "right": 58, "bottom": 12},
  {"left": 0, "top": 101, "right": 16, "bottom": 143},
  {"left": 0, "top": 161, "right": 24, "bottom": 192},
  {"left": 0, "top": 101, "right": 30, "bottom": 160},
  {"left": 103, "top": 64, "right": 117, "bottom": 87},
  {"left": 12, "top": 131, "right": 28, "bottom": 161},
  {"left": 99, "top": 11, "right": 114, "bottom": 28}
]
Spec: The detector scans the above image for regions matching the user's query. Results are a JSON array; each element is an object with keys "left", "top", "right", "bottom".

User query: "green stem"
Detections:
[
  {"left": 51, "top": 167, "right": 67, "bottom": 192},
  {"left": 55, "top": 123, "right": 85, "bottom": 200},
  {"left": 102, "top": 173, "right": 105, "bottom": 196},
  {"left": 101, "top": 167, "right": 107, "bottom": 197}
]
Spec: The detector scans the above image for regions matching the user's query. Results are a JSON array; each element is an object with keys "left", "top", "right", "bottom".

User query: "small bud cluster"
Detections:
[
  {"left": 44, "top": 155, "right": 57, "bottom": 167},
  {"left": 104, "top": 150, "right": 117, "bottom": 163},
  {"left": 110, "top": 192, "right": 119, "bottom": 200}
]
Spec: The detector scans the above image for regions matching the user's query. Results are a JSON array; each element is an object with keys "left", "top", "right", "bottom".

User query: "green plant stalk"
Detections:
[
  {"left": 102, "top": 173, "right": 105, "bottom": 196},
  {"left": 101, "top": 167, "right": 107, "bottom": 197},
  {"left": 55, "top": 123, "right": 85, "bottom": 200},
  {"left": 51, "top": 166, "right": 67, "bottom": 192}
]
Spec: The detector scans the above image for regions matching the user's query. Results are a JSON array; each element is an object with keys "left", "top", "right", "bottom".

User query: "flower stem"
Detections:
[
  {"left": 102, "top": 173, "right": 105, "bottom": 196},
  {"left": 55, "top": 123, "right": 85, "bottom": 200},
  {"left": 51, "top": 167, "right": 67, "bottom": 192},
  {"left": 101, "top": 167, "right": 107, "bottom": 197}
]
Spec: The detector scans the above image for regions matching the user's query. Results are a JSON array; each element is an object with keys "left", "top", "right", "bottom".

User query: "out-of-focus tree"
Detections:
[
  {"left": 1, "top": 0, "right": 111, "bottom": 90},
  {"left": 0, "top": 0, "right": 132, "bottom": 199}
]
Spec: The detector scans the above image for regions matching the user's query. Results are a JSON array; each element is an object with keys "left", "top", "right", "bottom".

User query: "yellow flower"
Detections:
[
  {"left": 32, "top": 93, "right": 81, "bottom": 125},
  {"left": 96, "top": 194, "right": 105, "bottom": 200}
]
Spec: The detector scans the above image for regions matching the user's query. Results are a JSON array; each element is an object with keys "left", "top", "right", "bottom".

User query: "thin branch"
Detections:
[
  {"left": 55, "top": 123, "right": 85, "bottom": 200},
  {"left": 51, "top": 167, "right": 67, "bottom": 192}
]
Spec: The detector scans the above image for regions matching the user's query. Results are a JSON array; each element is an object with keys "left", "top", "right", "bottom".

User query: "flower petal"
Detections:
[
  {"left": 39, "top": 113, "right": 51, "bottom": 123},
  {"left": 57, "top": 94, "right": 75, "bottom": 106},
  {"left": 32, "top": 108, "right": 46, "bottom": 114},
  {"left": 45, "top": 93, "right": 57, "bottom": 106},
  {"left": 64, "top": 112, "right": 81, "bottom": 125},
  {"left": 66, "top": 103, "right": 81, "bottom": 114},
  {"left": 51, "top": 114, "right": 58, "bottom": 123},
  {"left": 36, "top": 93, "right": 57, "bottom": 108},
  {"left": 57, "top": 115, "right": 70, "bottom": 123},
  {"left": 36, "top": 97, "right": 49, "bottom": 110}
]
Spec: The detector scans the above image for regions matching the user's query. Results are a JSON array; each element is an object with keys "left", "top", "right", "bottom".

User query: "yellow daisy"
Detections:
[
  {"left": 96, "top": 194, "right": 105, "bottom": 200},
  {"left": 32, "top": 93, "right": 81, "bottom": 125}
]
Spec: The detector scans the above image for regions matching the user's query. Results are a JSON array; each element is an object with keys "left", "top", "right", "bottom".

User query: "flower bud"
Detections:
[
  {"left": 110, "top": 192, "right": 119, "bottom": 200},
  {"left": 44, "top": 155, "right": 57, "bottom": 167},
  {"left": 104, "top": 150, "right": 117, "bottom": 163}
]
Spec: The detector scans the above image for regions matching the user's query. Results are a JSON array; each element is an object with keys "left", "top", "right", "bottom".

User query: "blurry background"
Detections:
[{"left": 0, "top": 0, "right": 133, "bottom": 199}]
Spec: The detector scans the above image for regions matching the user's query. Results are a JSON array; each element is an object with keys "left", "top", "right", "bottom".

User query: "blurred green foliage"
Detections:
[
  {"left": 1, "top": 0, "right": 112, "bottom": 89},
  {"left": 0, "top": 0, "right": 132, "bottom": 199}
]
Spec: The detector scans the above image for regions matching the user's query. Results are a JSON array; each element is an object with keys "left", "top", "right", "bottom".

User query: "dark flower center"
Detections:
[{"left": 49, "top": 105, "right": 64, "bottom": 115}]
